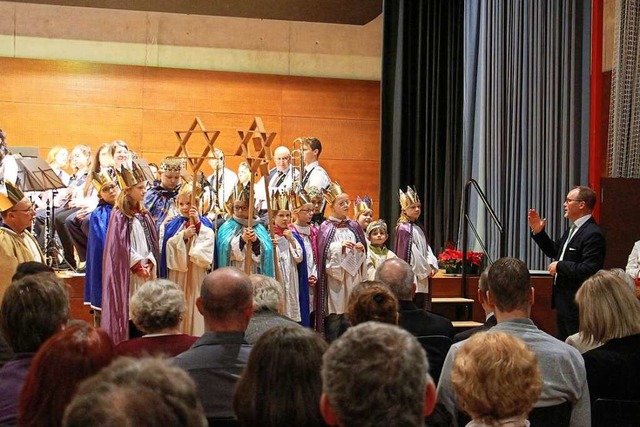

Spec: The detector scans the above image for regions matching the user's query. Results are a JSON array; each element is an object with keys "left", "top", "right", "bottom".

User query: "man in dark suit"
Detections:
[
  {"left": 453, "top": 269, "right": 497, "bottom": 343},
  {"left": 529, "top": 186, "right": 606, "bottom": 341},
  {"left": 376, "top": 258, "right": 454, "bottom": 383}
]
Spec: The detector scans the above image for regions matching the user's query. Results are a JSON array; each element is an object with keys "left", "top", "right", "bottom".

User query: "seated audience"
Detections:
[
  {"left": 234, "top": 325, "right": 329, "bottom": 427},
  {"left": 0, "top": 273, "right": 69, "bottom": 425},
  {"left": 577, "top": 270, "right": 640, "bottom": 404},
  {"left": 347, "top": 281, "right": 398, "bottom": 326},
  {"left": 172, "top": 267, "right": 253, "bottom": 419},
  {"left": 17, "top": 322, "right": 115, "bottom": 426},
  {"left": 320, "top": 322, "right": 436, "bottom": 427},
  {"left": 626, "top": 239, "right": 640, "bottom": 279},
  {"left": 454, "top": 269, "right": 497, "bottom": 343},
  {"left": 437, "top": 257, "right": 590, "bottom": 427},
  {"left": 452, "top": 332, "right": 542, "bottom": 427},
  {"left": 245, "top": 274, "right": 301, "bottom": 345},
  {"left": 115, "top": 279, "right": 198, "bottom": 357},
  {"left": 63, "top": 357, "right": 207, "bottom": 427}
]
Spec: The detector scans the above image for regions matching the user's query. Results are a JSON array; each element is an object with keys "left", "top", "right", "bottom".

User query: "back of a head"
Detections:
[
  {"left": 576, "top": 270, "right": 640, "bottom": 344},
  {"left": 11, "top": 261, "right": 54, "bottom": 282},
  {"left": 129, "top": 279, "right": 186, "bottom": 333},
  {"left": 375, "top": 258, "right": 415, "bottom": 301},
  {"left": 234, "top": 325, "right": 329, "bottom": 427},
  {"left": 487, "top": 258, "right": 531, "bottom": 312},
  {"left": 0, "top": 273, "right": 69, "bottom": 352},
  {"left": 347, "top": 282, "right": 398, "bottom": 326},
  {"left": 322, "top": 322, "right": 428, "bottom": 427},
  {"left": 249, "top": 274, "right": 283, "bottom": 313},
  {"left": 63, "top": 357, "right": 206, "bottom": 427},
  {"left": 19, "top": 323, "right": 115, "bottom": 426},
  {"left": 452, "top": 332, "right": 542, "bottom": 424},
  {"left": 200, "top": 267, "right": 253, "bottom": 322}
]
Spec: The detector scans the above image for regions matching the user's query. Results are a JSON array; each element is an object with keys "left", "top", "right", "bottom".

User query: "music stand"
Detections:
[{"left": 16, "top": 158, "right": 67, "bottom": 267}]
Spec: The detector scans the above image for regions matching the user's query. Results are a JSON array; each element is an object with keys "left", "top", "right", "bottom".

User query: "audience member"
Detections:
[
  {"left": 172, "top": 267, "right": 253, "bottom": 419},
  {"left": 437, "top": 257, "right": 590, "bottom": 427},
  {"left": 63, "top": 357, "right": 206, "bottom": 427},
  {"left": 452, "top": 332, "right": 542, "bottom": 427},
  {"left": 453, "top": 269, "right": 496, "bottom": 343},
  {"left": 375, "top": 258, "right": 454, "bottom": 383},
  {"left": 320, "top": 322, "right": 436, "bottom": 427},
  {"left": 11, "top": 261, "right": 54, "bottom": 281},
  {"left": 625, "top": 239, "right": 640, "bottom": 279},
  {"left": 577, "top": 270, "right": 640, "bottom": 404},
  {"left": 245, "top": 274, "right": 301, "bottom": 345},
  {"left": 234, "top": 325, "right": 328, "bottom": 427},
  {"left": 347, "top": 281, "right": 398, "bottom": 326},
  {"left": 0, "top": 273, "right": 69, "bottom": 425},
  {"left": 115, "top": 279, "right": 197, "bottom": 357},
  {"left": 17, "top": 322, "right": 115, "bottom": 427}
]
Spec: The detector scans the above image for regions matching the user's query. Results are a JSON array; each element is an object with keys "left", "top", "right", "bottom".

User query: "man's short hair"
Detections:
[
  {"left": 12, "top": 261, "right": 54, "bottom": 282},
  {"left": 0, "top": 273, "right": 69, "bottom": 352},
  {"left": 477, "top": 268, "right": 489, "bottom": 292},
  {"left": 322, "top": 322, "right": 429, "bottom": 427},
  {"left": 303, "top": 137, "right": 322, "bottom": 157},
  {"left": 129, "top": 279, "right": 186, "bottom": 334},
  {"left": 200, "top": 267, "right": 253, "bottom": 321},
  {"left": 487, "top": 258, "right": 531, "bottom": 312},
  {"left": 573, "top": 186, "right": 596, "bottom": 210},
  {"left": 249, "top": 274, "right": 283, "bottom": 312},
  {"left": 63, "top": 357, "right": 206, "bottom": 427},
  {"left": 375, "top": 258, "right": 415, "bottom": 301}
]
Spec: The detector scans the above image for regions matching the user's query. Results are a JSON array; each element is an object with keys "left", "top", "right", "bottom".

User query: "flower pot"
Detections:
[{"left": 445, "top": 266, "right": 462, "bottom": 275}]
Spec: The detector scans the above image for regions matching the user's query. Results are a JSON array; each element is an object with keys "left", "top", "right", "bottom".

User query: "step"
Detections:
[
  {"left": 432, "top": 297, "right": 474, "bottom": 304},
  {"left": 452, "top": 320, "right": 483, "bottom": 329}
]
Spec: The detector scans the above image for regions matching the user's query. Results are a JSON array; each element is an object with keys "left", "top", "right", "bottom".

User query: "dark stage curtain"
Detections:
[{"left": 380, "top": 0, "right": 464, "bottom": 254}]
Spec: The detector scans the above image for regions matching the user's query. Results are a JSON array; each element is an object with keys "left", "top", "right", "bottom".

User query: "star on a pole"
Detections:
[{"left": 173, "top": 117, "right": 220, "bottom": 174}]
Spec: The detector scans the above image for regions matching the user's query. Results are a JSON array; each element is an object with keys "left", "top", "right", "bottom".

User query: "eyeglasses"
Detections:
[
  {"left": 298, "top": 208, "right": 313, "bottom": 213},
  {"left": 564, "top": 198, "right": 584, "bottom": 204},
  {"left": 233, "top": 205, "right": 248, "bottom": 211},
  {"left": 336, "top": 200, "right": 351, "bottom": 208},
  {"left": 11, "top": 205, "right": 35, "bottom": 213}
]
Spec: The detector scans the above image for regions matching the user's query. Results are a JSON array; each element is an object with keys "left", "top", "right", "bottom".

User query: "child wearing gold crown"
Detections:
[
  {"left": 102, "top": 163, "right": 159, "bottom": 345},
  {"left": 159, "top": 183, "right": 214, "bottom": 336},
  {"left": 354, "top": 195, "right": 374, "bottom": 235},
  {"left": 215, "top": 183, "right": 274, "bottom": 276},
  {"left": 394, "top": 186, "right": 439, "bottom": 310},
  {"left": 365, "top": 219, "right": 397, "bottom": 280},
  {"left": 84, "top": 170, "right": 119, "bottom": 319},
  {"left": 143, "top": 157, "right": 183, "bottom": 231},
  {"left": 270, "top": 189, "right": 304, "bottom": 322},
  {"left": 315, "top": 182, "right": 367, "bottom": 341}
]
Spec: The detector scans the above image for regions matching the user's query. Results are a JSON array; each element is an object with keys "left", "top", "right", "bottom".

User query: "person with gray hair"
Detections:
[
  {"left": 375, "top": 258, "right": 454, "bottom": 383},
  {"left": 245, "top": 274, "right": 301, "bottom": 344},
  {"left": 115, "top": 279, "right": 197, "bottom": 358},
  {"left": 172, "top": 267, "right": 253, "bottom": 420},
  {"left": 63, "top": 357, "right": 207, "bottom": 427},
  {"left": 320, "top": 322, "right": 436, "bottom": 427}
]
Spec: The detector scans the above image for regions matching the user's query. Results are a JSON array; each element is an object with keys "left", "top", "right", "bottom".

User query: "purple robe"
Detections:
[
  {"left": 314, "top": 219, "right": 366, "bottom": 336},
  {"left": 101, "top": 209, "right": 159, "bottom": 345},
  {"left": 394, "top": 221, "right": 431, "bottom": 263}
]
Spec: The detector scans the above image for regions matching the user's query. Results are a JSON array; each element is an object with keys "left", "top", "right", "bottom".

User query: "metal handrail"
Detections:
[{"left": 461, "top": 179, "right": 506, "bottom": 297}]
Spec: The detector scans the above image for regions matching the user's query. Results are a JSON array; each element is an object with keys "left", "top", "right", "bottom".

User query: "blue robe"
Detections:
[
  {"left": 143, "top": 184, "right": 180, "bottom": 230},
  {"left": 215, "top": 217, "right": 275, "bottom": 277},
  {"left": 159, "top": 215, "right": 213, "bottom": 278},
  {"left": 291, "top": 231, "right": 311, "bottom": 327},
  {"left": 84, "top": 201, "right": 112, "bottom": 309}
]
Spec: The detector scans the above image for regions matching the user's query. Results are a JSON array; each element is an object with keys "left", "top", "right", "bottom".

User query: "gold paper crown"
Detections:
[
  {"left": 177, "top": 182, "right": 204, "bottom": 201},
  {"left": 160, "top": 157, "right": 185, "bottom": 173},
  {"left": 225, "top": 183, "right": 251, "bottom": 216},
  {"left": 354, "top": 195, "right": 373, "bottom": 218},
  {"left": 91, "top": 170, "right": 116, "bottom": 192},
  {"left": 322, "top": 181, "right": 346, "bottom": 205},
  {"left": 399, "top": 186, "right": 420, "bottom": 210},
  {"left": 116, "top": 163, "right": 147, "bottom": 189},
  {"left": 366, "top": 219, "right": 388, "bottom": 236},
  {"left": 291, "top": 187, "right": 313, "bottom": 210},
  {"left": 0, "top": 181, "right": 25, "bottom": 212},
  {"left": 269, "top": 189, "right": 293, "bottom": 212}
]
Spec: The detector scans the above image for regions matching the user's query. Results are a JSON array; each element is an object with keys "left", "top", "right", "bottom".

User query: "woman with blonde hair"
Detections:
[
  {"left": 577, "top": 270, "right": 640, "bottom": 403},
  {"left": 452, "top": 332, "right": 542, "bottom": 427}
]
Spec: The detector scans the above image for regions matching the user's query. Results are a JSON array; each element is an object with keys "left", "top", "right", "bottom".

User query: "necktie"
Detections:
[
  {"left": 559, "top": 223, "right": 577, "bottom": 261},
  {"left": 274, "top": 172, "right": 286, "bottom": 188}
]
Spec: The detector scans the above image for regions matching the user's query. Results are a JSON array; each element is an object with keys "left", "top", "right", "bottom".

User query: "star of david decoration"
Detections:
[
  {"left": 234, "top": 116, "right": 276, "bottom": 178},
  {"left": 173, "top": 117, "right": 220, "bottom": 175}
]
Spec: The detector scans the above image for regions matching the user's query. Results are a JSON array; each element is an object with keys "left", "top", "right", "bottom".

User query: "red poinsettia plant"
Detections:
[{"left": 438, "top": 249, "right": 484, "bottom": 272}]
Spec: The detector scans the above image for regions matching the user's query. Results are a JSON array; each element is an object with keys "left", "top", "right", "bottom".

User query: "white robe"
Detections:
[
  {"left": 274, "top": 235, "right": 303, "bottom": 321},
  {"left": 129, "top": 217, "right": 157, "bottom": 295},
  {"left": 166, "top": 223, "right": 215, "bottom": 336},
  {"left": 325, "top": 227, "right": 365, "bottom": 315},
  {"left": 293, "top": 224, "right": 317, "bottom": 313},
  {"left": 410, "top": 226, "right": 439, "bottom": 293},
  {"left": 230, "top": 234, "right": 263, "bottom": 273},
  {"left": 365, "top": 247, "right": 398, "bottom": 280}
]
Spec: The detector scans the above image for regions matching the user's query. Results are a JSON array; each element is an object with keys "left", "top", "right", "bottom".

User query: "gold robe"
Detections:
[{"left": 0, "top": 227, "right": 45, "bottom": 301}]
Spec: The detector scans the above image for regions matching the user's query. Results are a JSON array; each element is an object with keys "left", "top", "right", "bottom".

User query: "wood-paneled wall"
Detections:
[{"left": 0, "top": 57, "right": 381, "bottom": 214}]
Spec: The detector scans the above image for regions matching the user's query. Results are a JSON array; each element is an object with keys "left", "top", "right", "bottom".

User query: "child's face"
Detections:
[
  {"left": 294, "top": 203, "right": 314, "bottom": 225},
  {"left": 233, "top": 201, "right": 249, "bottom": 219},
  {"left": 99, "top": 183, "right": 119, "bottom": 205},
  {"left": 177, "top": 194, "right": 192, "bottom": 217},
  {"left": 126, "top": 182, "right": 146, "bottom": 203},
  {"left": 369, "top": 228, "right": 388, "bottom": 246},
  {"left": 161, "top": 171, "right": 181, "bottom": 191},
  {"left": 331, "top": 194, "right": 350, "bottom": 219},
  {"left": 311, "top": 196, "right": 323, "bottom": 214},
  {"left": 403, "top": 203, "right": 421, "bottom": 221},
  {"left": 273, "top": 210, "right": 292, "bottom": 228},
  {"left": 357, "top": 210, "right": 373, "bottom": 230}
]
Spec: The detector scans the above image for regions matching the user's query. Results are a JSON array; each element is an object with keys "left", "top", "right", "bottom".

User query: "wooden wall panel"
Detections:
[{"left": 1, "top": 57, "right": 380, "bottom": 213}]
